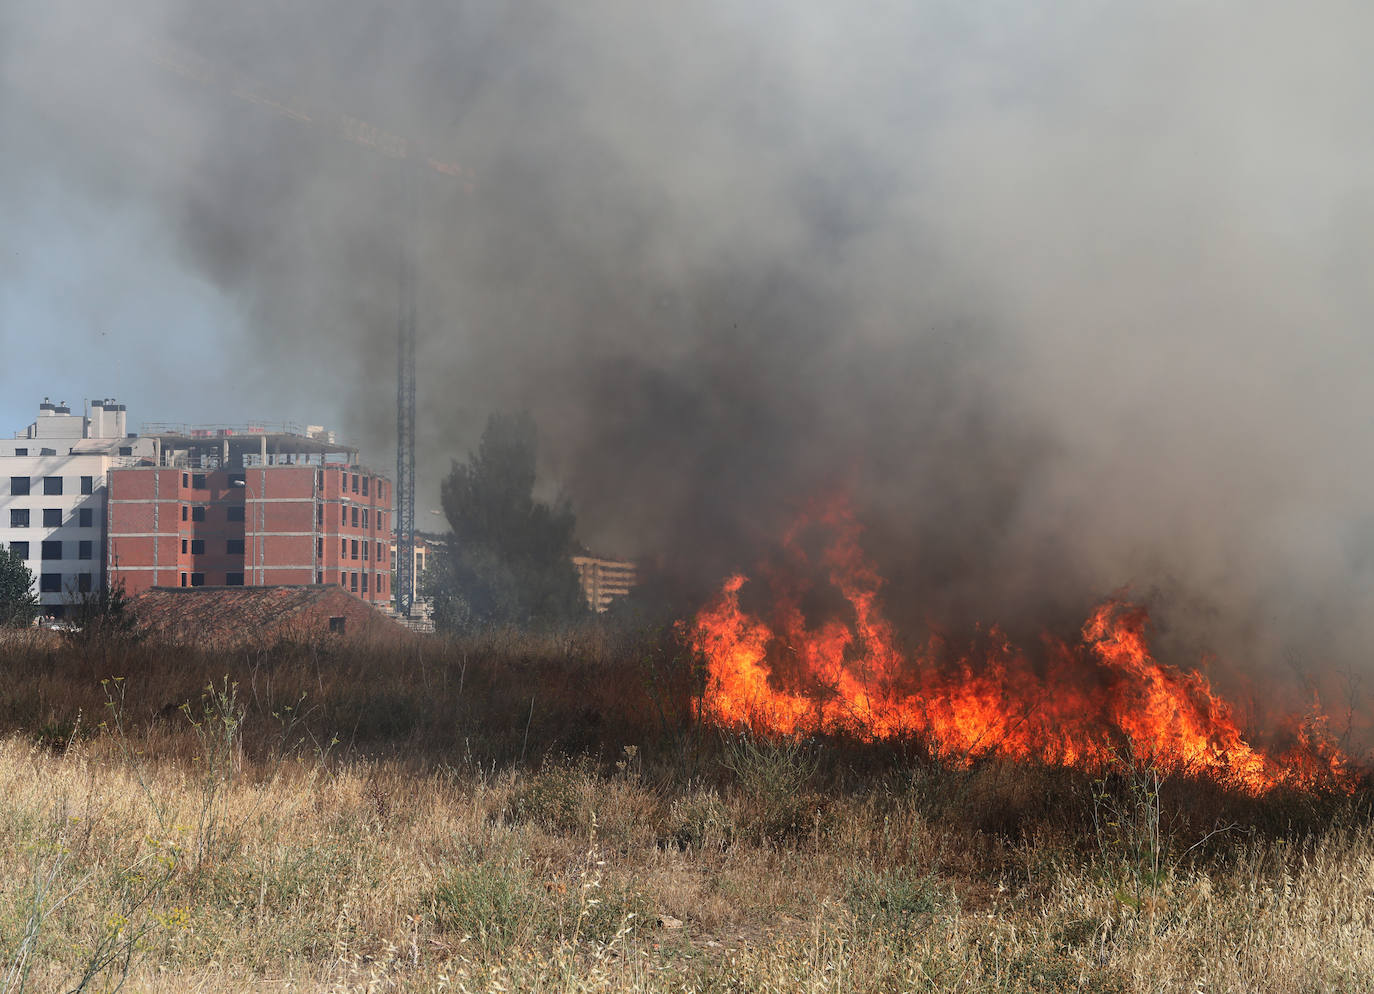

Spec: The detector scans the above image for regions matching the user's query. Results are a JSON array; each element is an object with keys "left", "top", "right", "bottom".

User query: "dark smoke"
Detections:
[{"left": 5, "top": 1, "right": 1374, "bottom": 699}]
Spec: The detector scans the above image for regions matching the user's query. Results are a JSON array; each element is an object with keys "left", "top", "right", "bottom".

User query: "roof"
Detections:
[{"left": 132, "top": 585, "right": 412, "bottom": 647}]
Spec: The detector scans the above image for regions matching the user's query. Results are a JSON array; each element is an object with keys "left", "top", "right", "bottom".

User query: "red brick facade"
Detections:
[{"left": 108, "top": 464, "right": 392, "bottom": 605}]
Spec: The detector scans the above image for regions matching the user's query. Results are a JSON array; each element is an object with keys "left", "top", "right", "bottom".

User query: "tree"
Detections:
[
  {"left": 0, "top": 543, "right": 38, "bottom": 627},
  {"left": 427, "top": 413, "right": 587, "bottom": 633}
]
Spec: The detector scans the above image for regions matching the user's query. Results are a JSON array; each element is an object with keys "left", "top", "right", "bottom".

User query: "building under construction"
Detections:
[{"left": 107, "top": 425, "right": 393, "bottom": 606}]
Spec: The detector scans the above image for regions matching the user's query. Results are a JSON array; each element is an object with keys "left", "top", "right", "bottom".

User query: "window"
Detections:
[
  {"left": 182, "top": 505, "right": 188, "bottom": 521},
  {"left": 78, "top": 541, "right": 92, "bottom": 561},
  {"left": 190, "top": 540, "right": 205, "bottom": 555},
  {"left": 362, "top": 508, "right": 369, "bottom": 529},
  {"left": 316, "top": 504, "right": 323, "bottom": 526},
  {"left": 317, "top": 538, "right": 323, "bottom": 558},
  {"left": 341, "top": 506, "right": 347, "bottom": 526},
  {"left": 190, "top": 573, "right": 205, "bottom": 587},
  {"left": 339, "top": 573, "right": 346, "bottom": 587},
  {"left": 77, "top": 573, "right": 92, "bottom": 593},
  {"left": 10, "top": 476, "right": 29, "bottom": 496},
  {"left": 181, "top": 573, "right": 188, "bottom": 587},
  {"left": 351, "top": 474, "right": 359, "bottom": 493},
  {"left": 361, "top": 572, "right": 369, "bottom": 593},
  {"left": 191, "top": 506, "right": 206, "bottom": 522},
  {"left": 340, "top": 539, "right": 347, "bottom": 558},
  {"left": 351, "top": 540, "right": 358, "bottom": 560},
  {"left": 40, "top": 573, "right": 61, "bottom": 593},
  {"left": 43, "top": 477, "right": 63, "bottom": 496},
  {"left": 225, "top": 572, "right": 244, "bottom": 586},
  {"left": 118, "top": 446, "right": 132, "bottom": 457},
  {"left": 377, "top": 542, "right": 384, "bottom": 562},
  {"left": 80, "top": 476, "right": 93, "bottom": 495},
  {"left": 192, "top": 474, "right": 206, "bottom": 489},
  {"left": 43, "top": 509, "right": 61, "bottom": 527},
  {"left": 10, "top": 541, "right": 28, "bottom": 559},
  {"left": 351, "top": 506, "right": 358, "bottom": 528},
  {"left": 362, "top": 476, "right": 369, "bottom": 496},
  {"left": 350, "top": 572, "right": 358, "bottom": 592},
  {"left": 362, "top": 541, "right": 369, "bottom": 561},
  {"left": 226, "top": 539, "right": 244, "bottom": 554},
  {"left": 40, "top": 448, "right": 56, "bottom": 456},
  {"left": 227, "top": 505, "right": 245, "bottom": 522},
  {"left": 182, "top": 473, "right": 189, "bottom": 487},
  {"left": 329, "top": 616, "right": 346, "bottom": 634},
  {"left": 181, "top": 539, "right": 188, "bottom": 554},
  {"left": 14, "top": 448, "right": 26, "bottom": 457},
  {"left": 41, "top": 540, "right": 62, "bottom": 560},
  {"left": 78, "top": 508, "right": 93, "bottom": 528},
  {"left": 9, "top": 509, "right": 28, "bottom": 528}
]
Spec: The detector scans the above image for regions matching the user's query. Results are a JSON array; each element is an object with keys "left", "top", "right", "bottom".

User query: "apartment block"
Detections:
[
  {"left": 0, "top": 398, "right": 155, "bottom": 616},
  {"left": 109, "top": 455, "right": 393, "bottom": 607}
]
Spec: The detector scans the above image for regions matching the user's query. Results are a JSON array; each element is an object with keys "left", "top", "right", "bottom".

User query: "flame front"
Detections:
[{"left": 690, "top": 500, "right": 1352, "bottom": 794}]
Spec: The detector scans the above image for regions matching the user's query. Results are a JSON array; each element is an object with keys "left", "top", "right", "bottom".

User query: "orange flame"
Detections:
[{"left": 689, "top": 499, "right": 1353, "bottom": 794}]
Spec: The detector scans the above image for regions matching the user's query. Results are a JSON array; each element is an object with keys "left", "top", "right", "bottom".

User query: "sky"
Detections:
[{"left": 4, "top": 1, "right": 1374, "bottom": 685}]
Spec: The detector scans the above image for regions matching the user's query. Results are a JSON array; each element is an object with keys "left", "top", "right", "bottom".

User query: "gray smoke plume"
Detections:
[{"left": 5, "top": 1, "right": 1374, "bottom": 707}]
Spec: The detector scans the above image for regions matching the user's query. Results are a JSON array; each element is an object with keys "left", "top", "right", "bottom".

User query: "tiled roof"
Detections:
[{"left": 132, "top": 585, "right": 410, "bottom": 647}]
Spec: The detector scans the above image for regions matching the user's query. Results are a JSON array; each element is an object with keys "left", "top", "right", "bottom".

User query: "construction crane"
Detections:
[{"left": 145, "top": 39, "right": 472, "bottom": 618}]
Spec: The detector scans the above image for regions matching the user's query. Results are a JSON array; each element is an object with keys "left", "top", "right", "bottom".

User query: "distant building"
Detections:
[
  {"left": 131, "top": 584, "right": 410, "bottom": 648},
  {"left": 107, "top": 426, "right": 393, "bottom": 607},
  {"left": 572, "top": 555, "right": 637, "bottom": 613},
  {"left": 0, "top": 398, "right": 156, "bottom": 616}
]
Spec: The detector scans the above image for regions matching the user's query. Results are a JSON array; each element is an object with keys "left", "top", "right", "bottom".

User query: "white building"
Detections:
[{"left": 0, "top": 398, "right": 156, "bottom": 617}]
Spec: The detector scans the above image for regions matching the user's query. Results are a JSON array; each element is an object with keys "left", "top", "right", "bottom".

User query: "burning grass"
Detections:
[{"left": 0, "top": 624, "right": 1372, "bottom": 991}]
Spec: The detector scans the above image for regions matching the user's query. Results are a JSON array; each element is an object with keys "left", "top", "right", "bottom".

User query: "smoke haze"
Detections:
[{"left": 4, "top": 1, "right": 1374, "bottom": 683}]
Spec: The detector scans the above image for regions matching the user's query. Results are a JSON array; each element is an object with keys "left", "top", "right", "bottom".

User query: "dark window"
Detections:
[
  {"left": 339, "top": 573, "right": 346, "bottom": 587},
  {"left": 190, "top": 573, "right": 204, "bottom": 587},
  {"left": 182, "top": 473, "right": 189, "bottom": 487},
  {"left": 191, "top": 506, "right": 206, "bottom": 522},
  {"left": 41, "top": 540, "right": 61, "bottom": 560},
  {"left": 361, "top": 572, "right": 369, "bottom": 593},
  {"left": 43, "top": 509, "right": 61, "bottom": 527},
  {"left": 40, "top": 573, "right": 61, "bottom": 593},
  {"left": 10, "top": 476, "right": 29, "bottom": 496},
  {"left": 227, "top": 505, "right": 245, "bottom": 522},
  {"left": 350, "top": 572, "right": 358, "bottom": 592},
  {"left": 361, "top": 476, "right": 369, "bottom": 496},
  {"left": 340, "top": 539, "right": 347, "bottom": 558},
  {"left": 10, "top": 541, "right": 28, "bottom": 559},
  {"left": 317, "top": 538, "right": 323, "bottom": 558},
  {"left": 182, "top": 505, "right": 188, "bottom": 521},
  {"left": 80, "top": 476, "right": 93, "bottom": 495},
  {"left": 351, "top": 540, "right": 358, "bottom": 560},
  {"left": 192, "top": 474, "right": 206, "bottom": 489},
  {"left": 78, "top": 508, "right": 93, "bottom": 528},
  {"left": 329, "top": 616, "right": 346, "bottom": 633},
  {"left": 225, "top": 572, "right": 244, "bottom": 586},
  {"left": 351, "top": 474, "right": 359, "bottom": 493},
  {"left": 362, "top": 509, "right": 369, "bottom": 529},
  {"left": 78, "top": 541, "right": 92, "bottom": 561},
  {"left": 9, "top": 509, "right": 29, "bottom": 528},
  {"left": 118, "top": 446, "right": 132, "bottom": 457},
  {"left": 377, "top": 542, "right": 384, "bottom": 562},
  {"left": 77, "top": 573, "right": 92, "bottom": 593},
  {"left": 226, "top": 539, "right": 244, "bottom": 554},
  {"left": 40, "top": 448, "right": 56, "bottom": 456},
  {"left": 181, "top": 539, "right": 188, "bottom": 554},
  {"left": 316, "top": 504, "right": 323, "bottom": 526},
  {"left": 341, "top": 505, "right": 347, "bottom": 526},
  {"left": 362, "top": 541, "right": 369, "bottom": 561},
  {"left": 351, "top": 506, "right": 358, "bottom": 528},
  {"left": 14, "top": 448, "right": 26, "bottom": 456},
  {"left": 43, "top": 477, "right": 63, "bottom": 496},
  {"left": 180, "top": 573, "right": 188, "bottom": 587},
  {"left": 190, "top": 540, "right": 205, "bottom": 555}
]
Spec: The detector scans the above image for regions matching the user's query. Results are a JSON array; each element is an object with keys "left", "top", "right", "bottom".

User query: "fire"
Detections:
[{"left": 689, "top": 499, "right": 1353, "bottom": 794}]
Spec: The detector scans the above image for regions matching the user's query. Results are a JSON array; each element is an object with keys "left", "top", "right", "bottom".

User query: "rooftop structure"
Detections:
[{"left": 572, "top": 555, "right": 637, "bottom": 614}]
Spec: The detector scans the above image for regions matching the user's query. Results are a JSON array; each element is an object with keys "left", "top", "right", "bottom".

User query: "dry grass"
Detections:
[{"left": 1, "top": 631, "right": 1372, "bottom": 992}]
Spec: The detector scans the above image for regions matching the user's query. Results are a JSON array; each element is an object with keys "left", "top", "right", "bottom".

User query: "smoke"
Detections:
[{"left": 5, "top": 1, "right": 1374, "bottom": 684}]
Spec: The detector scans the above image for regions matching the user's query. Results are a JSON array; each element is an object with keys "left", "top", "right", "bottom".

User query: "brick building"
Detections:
[{"left": 107, "top": 428, "right": 393, "bottom": 606}]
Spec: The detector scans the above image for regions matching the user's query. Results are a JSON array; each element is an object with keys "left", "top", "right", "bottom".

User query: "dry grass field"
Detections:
[{"left": 1, "top": 626, "right": 1371, "bottom": 993}]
